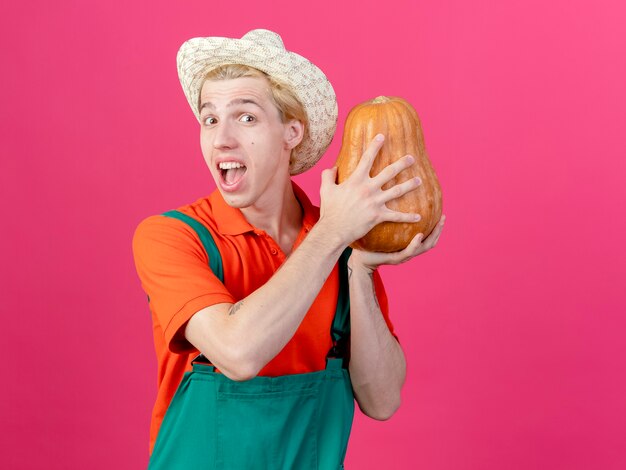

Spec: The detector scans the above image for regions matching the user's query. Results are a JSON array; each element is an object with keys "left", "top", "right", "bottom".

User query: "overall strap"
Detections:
[
  {"left": 162, "top": 210, "right": 223, "bottom": 371},
  {"left": 162, "top": 210, "right": 224, "bottom": 282},
  {"left": 327, "top": 247, "right": 352, "bottom": 364}
]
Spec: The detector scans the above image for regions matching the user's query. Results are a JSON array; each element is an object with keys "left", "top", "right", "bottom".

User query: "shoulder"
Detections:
[
  {"left": 291, "top": 181, "right": 321, "bottom": 224},
  {"left": 132, "top": 195, "right": 218, "bottom": 259}
]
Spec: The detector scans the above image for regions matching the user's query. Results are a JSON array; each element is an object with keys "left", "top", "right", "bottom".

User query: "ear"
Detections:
[{"left": 283, "top": 119, "right": 304, "bottom": 150}]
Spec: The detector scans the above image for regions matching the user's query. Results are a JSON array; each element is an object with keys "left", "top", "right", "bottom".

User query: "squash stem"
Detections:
[{"left": 372, "top": 96, "right": 391, "bottom": 104}]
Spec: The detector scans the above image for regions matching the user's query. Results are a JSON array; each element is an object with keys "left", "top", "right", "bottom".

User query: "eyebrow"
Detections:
[{"left": 199, "top": 98, "right": 264, "bottom": 112}]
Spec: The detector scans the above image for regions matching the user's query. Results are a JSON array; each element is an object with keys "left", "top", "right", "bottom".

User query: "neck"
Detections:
[{"left": 240, "top": 181, "right": 303, "bottom": 254}]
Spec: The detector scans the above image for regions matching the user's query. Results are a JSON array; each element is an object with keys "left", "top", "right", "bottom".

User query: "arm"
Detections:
[
  {"left": 185, "top": 135, "right": 422, "bottom": 381},
  {"left": 347, "top": 264, "right": 406, "bottom": 420},
  {"left": 347, "top": 214, "right": 446, "bottom": 420},
  {"left": 185, "top": 224, "right": 345, "bottom": 381}
]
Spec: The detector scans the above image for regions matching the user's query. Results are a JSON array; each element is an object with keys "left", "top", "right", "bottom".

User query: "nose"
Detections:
[{"left": 213, "top": 120, "right": 238, "bottom": 150}]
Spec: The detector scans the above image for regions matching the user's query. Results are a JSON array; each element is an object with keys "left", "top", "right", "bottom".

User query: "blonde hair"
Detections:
[{"left": 199, "top": 64, "right": 309, "bottom": 164}]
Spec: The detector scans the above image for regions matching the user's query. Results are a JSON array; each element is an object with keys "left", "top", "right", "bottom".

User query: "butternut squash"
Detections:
[{"left": 336, "top": 96, "right": 443, "bottom": 252}]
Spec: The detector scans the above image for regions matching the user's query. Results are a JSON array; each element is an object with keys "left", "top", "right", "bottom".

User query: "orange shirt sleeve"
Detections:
[
  {"left": 132, "top": 215, "right": 235, "bottom": 353},
  {"left": 372, "top": 269, "right": 399, "bottom": 342}
]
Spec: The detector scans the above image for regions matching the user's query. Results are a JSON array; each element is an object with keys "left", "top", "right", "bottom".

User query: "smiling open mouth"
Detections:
[{"left": 218, "top": 161, "right": 247, "bottom": 186}]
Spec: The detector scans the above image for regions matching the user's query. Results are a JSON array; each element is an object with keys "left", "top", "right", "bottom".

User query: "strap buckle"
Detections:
[
  {"left": 191, "top": 353, "right": 213, "bottom": 365},
  {"left": 327, "top": 339, "right": 347, "bottom": 359}
]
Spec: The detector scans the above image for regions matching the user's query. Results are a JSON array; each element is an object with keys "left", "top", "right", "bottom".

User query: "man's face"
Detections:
[{"left": 198, "top": 76, "right": 299, "bottom": 209}]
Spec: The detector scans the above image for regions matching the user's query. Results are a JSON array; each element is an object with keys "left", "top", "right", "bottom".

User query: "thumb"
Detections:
[{"left": 321, "top": 166, "right": 338, "bottom": 186}]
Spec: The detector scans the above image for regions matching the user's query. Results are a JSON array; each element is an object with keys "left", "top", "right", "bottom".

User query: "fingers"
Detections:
[
  {"left": 380, "top": 175, "right": 422, "bottom": 203},
  {"left": 351, "top": 214, "right": 447, "bottom": 268},
  {"left": 371, "top": 154, "right": 416, "bottom": 187},
  {"left": 379, "top": 213, "right": 445, "bottom": 252},
  {"left": 422, "top": 215, "right": 445, "bottom": 250},
  {"left": 387, "top": 228, "right": 430, "bottom": 264},
  {"left": 380, "top": 209, "right": 422, "bottom": 224},
  {"left": 354, "top": 134, "right": 417, "bottom": 191},
  {"left": 415, "top": 215, "right": 445, "bottom": 252},
  {"left": 350, "top": 215, "right": 446, "bottom": 268},
  {"left": 378, "top": 231, "right": 425, "bottom": 265},
  {"left": 405, "top": 231, "right": 426, "bottom": 253},
  {"left": 320, "top": 166, "right": 338, "bottom": 186},
  {"left": 355, "top": 134, "right": 386, "bottom": 176}
]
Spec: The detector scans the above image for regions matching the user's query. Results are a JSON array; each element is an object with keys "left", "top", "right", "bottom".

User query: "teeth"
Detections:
[{"left": 218, "top": 162, "right": 245, "bottom": 170}]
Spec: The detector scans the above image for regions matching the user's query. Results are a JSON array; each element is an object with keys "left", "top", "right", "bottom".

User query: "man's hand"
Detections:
[
  {"left": 349, "top": 213, "right": 446, "bottom": 274},
  {"left": 318, "top": 134, "right": 423, "bottom": 247}
]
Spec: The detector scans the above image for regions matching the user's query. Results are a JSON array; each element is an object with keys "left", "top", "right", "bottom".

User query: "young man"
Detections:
[{"left": 133, "top": 29, "right": 445, "bottom": 469}]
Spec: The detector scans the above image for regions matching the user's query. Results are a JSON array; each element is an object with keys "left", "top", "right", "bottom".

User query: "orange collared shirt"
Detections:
[{"left": 132, "top": 182, "right": 396, "bottom": 454}]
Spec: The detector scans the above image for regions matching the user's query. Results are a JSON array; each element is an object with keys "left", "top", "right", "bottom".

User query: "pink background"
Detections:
[{"left": 2, "top": 0, "right": 625, "bottom": 468}]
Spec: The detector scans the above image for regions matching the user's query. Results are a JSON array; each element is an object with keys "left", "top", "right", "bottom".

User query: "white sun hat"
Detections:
[{"left": 176, "top": 29, "right": 338, "bottom": 175}]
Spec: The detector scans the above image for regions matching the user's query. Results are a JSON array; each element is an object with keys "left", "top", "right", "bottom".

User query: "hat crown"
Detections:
[{"left": 241, "top": 29, "right": 285, "bottom": 50}]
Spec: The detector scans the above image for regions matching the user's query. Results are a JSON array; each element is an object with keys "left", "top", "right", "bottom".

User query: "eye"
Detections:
[
  {"left": 239, "top": 114, "right": 255, "bottom": 123},
  {"left": 203, "top": 116, "right": 218, "bottom": 126}
]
